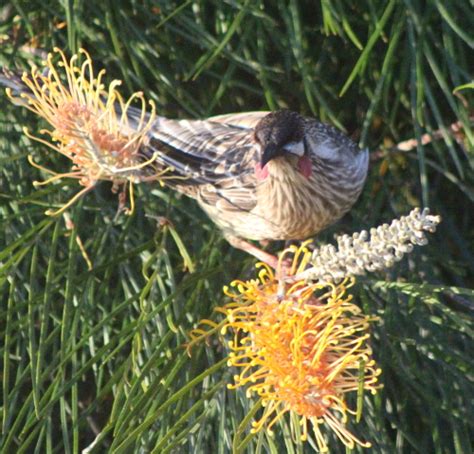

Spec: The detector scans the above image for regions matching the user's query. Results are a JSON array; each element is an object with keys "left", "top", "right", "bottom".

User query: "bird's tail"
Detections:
[{"left": 0, "top": 68, "right": 32, "bottom": 104}]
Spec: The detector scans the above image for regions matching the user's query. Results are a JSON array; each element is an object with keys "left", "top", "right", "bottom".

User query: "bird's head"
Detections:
[
  {"left": 254, "top": 110, "right": 368, "bottom": 182},
  {"left": 254, "top": 110, "right": 312, "bottom": 180}
]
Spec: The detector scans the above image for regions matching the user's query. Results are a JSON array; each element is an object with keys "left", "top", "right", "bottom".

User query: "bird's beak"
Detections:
[{"left": 260, "top": 143, "right": 284, "bottom": 168}]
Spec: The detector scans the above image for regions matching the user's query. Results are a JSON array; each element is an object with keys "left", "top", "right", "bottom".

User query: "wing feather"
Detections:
[{"left": 145, "top": 116, "right": 261, "bottom": 211}]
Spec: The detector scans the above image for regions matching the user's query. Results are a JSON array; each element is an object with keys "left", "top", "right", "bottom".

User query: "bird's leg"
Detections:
[
  {"left": 225, "top": 235, "right": 292, "bottom": 280},
  {"left": 225, "top": 235, "right": 280, "bottom": 269}
]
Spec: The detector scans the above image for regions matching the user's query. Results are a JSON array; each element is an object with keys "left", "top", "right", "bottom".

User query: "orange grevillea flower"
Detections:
[
  {"left": 6, "top": 48, "right": 164, "bottom": 215},
  {"left": 190, "top": 242, "right": 381, "bottom": 452}
]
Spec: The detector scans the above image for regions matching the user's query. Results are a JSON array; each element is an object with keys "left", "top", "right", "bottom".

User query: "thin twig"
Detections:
[{"left": 370, "top": 117, "right": 473, "bottom": 161}]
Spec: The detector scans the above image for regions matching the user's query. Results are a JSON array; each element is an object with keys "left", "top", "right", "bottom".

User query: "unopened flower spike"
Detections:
[
  {"left": 5, "top": 48, "right": 170, "bottom": 215},
  {"left": 289, "top": 208, "right": 441, "bottom": 283},
  {"left": 219, "top": 243, "right": 381, "bottom": 452}
]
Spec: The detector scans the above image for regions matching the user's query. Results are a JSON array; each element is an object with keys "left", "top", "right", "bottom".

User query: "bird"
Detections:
[
  {"left": 1, "top": 67, "right": 369, "bottom": 268},
  {"left": 143, "top": 109, "right": 369, "bottom": 267}
]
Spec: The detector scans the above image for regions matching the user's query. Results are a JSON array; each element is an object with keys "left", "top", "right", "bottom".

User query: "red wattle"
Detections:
[
  {"left": 255, "top": 163, "right": 269, "bottom": 180},
  {"left": 298, "top": 156, "right": 312, "bottom": 179}
]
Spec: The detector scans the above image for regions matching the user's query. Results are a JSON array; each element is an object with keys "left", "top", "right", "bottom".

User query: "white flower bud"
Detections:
[{"left": 293, "top": 208, "right": 441, "bottom": 282}]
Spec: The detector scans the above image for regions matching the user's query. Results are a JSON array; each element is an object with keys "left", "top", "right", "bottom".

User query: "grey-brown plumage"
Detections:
[{"left": 144, "top": 109, "right": 369, "bottom": 265}]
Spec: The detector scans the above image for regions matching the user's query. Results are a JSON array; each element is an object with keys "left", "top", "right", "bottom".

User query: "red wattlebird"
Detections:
[{"left": 144, "top": 109, "right": 369, "bottom": 267}]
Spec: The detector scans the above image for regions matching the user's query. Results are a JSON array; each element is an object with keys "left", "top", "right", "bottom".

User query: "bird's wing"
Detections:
[{"left": 146, "top": 116, "right": 260, "bottom": 212}]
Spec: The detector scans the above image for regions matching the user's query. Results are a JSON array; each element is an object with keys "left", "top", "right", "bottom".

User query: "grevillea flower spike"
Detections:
[
  {"left": 189, "top": 243, "right": 381, "bottom": 452},
  {"left": 5, "top": 48, "right": 166, "bottom": 215}
]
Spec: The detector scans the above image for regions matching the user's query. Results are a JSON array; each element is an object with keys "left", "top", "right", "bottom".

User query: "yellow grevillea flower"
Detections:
[
  {"left": 6, "top": 48, "right": 163, "bottom": 215},
  {"left": 191, "top": 242, "right": 381, "bottom": 452}
]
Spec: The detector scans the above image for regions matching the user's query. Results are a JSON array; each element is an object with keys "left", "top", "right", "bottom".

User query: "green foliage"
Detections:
[{"left": 0, "top": 1, "right": 472, "bottom": 452}]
